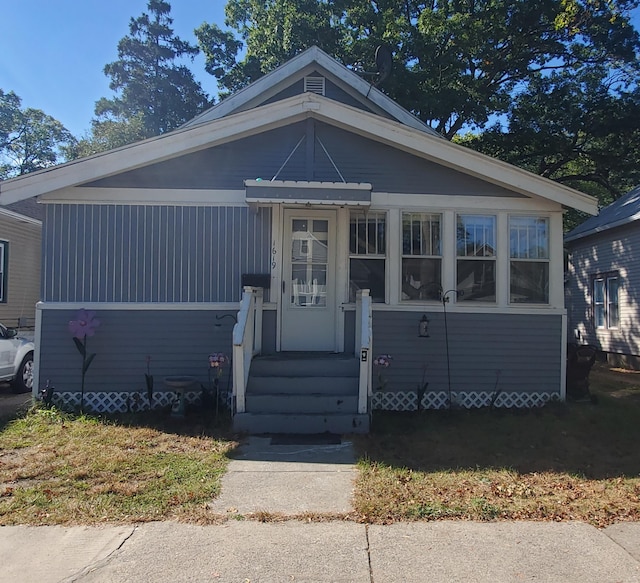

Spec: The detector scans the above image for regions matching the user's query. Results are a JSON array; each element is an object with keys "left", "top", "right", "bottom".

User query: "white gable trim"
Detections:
[{"left": 0, "top": 93, "right": 597, "bottom": 214}]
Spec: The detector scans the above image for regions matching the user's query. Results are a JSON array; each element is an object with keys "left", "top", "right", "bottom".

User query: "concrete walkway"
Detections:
[
  {"left": 209, "top": 435, "right": 357, "bottom": 516},
  {"left": 2, "top": 435, "right": 640, "bottom": 582}
]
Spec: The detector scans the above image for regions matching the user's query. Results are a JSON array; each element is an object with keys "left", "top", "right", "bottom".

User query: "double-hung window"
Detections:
[
  {"left": 349, "top": 211, "right": 386, "bottom": 302},
  {"left": 594, "top": 274, "right": 619, "bottom": 329},
  {"left": 509, "top": 216, "right": 549, "bottom": 304},
  {"left": 456, "top": 214, "right": 496, "bottom": 302},
  {"left": 401, "top": 212, "right": 442, "bottom": 301},
  {"left": 0, "top": 241, "right": 6, "bottom": 303}
]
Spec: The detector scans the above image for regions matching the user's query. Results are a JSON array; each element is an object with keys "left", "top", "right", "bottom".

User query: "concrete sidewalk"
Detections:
[{"left": 2, "top": 520, "right": 640, "bottom": 582}]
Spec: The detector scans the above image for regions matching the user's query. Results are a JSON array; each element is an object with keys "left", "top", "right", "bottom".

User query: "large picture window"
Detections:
[
  {"left": 0, "top": 241, "right": 6, "bottom": 303},
  {"left": 456, "top": 214, "right": 496, "bottom": 302},
  {"left": 509, "top": 216, "right": 549, "bottom": 304},
  {"left": 401, "top": 212, "right": 441, "bottom": 301},
  {"left": 349, "top": 211, "right": 386, "bottom": 302},
  {"left": 593, "top": 274, "right": 619, "bottom": 329}
]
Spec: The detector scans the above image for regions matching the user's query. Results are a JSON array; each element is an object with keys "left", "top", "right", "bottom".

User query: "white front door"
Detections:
[{"left": 281, "top": 209, "right": 337, "bottom": 351}]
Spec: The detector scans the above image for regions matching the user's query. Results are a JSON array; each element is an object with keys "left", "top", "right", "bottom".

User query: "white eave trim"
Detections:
[
  {"left": 0, "top": 206, "right": 42, "bottom": 226},
  {"left": 0, "top": 92, "right": 597, "bottom": 215}
]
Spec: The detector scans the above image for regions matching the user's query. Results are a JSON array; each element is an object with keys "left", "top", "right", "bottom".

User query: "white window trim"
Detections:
[
  {"left": 399, "top": 211, "right": 443, "bottom": 303},
  {"left": 508, "top": 215, "right": 551, "bottom": 306}
]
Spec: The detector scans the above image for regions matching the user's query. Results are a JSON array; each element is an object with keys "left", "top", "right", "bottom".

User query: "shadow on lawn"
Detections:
[{"left": 353, "top": 366, "right": 640, "bottom": 480}]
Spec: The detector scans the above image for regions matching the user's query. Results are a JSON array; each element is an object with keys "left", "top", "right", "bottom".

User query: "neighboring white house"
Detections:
[{"left": 565, "top": 185, "right": 640, "bottom": 368}]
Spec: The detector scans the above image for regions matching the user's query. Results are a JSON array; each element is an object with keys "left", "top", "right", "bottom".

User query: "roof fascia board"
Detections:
[
  {"left": 2, "top": 92, "right": 597, "bottom": 214},
  {"left": 307, "top": 98, "right": 597, "bottom": 215},
  {"left": 564, "top": 213, "right": 640, "bottom": 243},
  {"left": 0, "top": 95, "right": 315, "bottom": 204},
  {"left": 0, "top": 206, "right": 42, "bottom": 226}
]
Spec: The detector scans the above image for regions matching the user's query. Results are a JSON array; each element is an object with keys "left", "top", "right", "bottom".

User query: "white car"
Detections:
[{"left": 0, "top": 323, "right": 34, "bottom": 393}]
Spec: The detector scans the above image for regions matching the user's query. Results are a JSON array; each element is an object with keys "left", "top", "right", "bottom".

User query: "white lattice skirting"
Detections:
[
  {"left": 371, "top": 390, "right": 559, "bottom": 411},
  {"left": 47, "top": 389, "right": 558, "bottom": 413},
  {"left": 47, "top": 390, "right": 231, "bottom": 414}
]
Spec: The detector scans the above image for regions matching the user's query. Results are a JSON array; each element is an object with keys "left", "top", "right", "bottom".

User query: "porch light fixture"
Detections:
[{"left": 418, "top": 314, "right": 430, "bottom": 338}]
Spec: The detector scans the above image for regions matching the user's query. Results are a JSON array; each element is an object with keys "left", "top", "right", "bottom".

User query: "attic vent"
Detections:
[{"left": 304, "top": 76, "right": 325, "bottom": 96}]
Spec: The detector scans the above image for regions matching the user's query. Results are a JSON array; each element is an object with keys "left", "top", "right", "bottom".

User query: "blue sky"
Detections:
[
  {"left": 0, "top": 0, "right": 227, "bottom": 137},
  {"left": 1, "top": 1, "right": 639, "bottom": 139}
]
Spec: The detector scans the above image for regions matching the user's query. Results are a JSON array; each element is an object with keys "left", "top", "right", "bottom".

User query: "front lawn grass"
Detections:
[
  {"left": 352, "top": 363, "right": 640, "bottom": 526},
  {"left": 0, "top": 408, "right": 235, "bottom": 525}
]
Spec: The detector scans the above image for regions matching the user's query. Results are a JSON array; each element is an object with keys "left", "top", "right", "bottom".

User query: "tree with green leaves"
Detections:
[
  {"left": 197, "top": 0, "right": 640, "bottom": 138},
  {"left": 0, "top": 89, "right": 76, "bottom": 180},
  {"left": 89, "top": 0, "right": 209, "bottom": 149}
]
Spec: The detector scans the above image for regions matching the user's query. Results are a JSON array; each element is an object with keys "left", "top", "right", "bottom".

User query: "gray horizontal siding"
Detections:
[
  {"left": 83, "top": 121, "right": 523, "bottom": 197},
  {"left": 38, "top": 309, "right": 236, "bottom": 395},
  {"left": 369, "top": 311, "right": 562, "bottom": 395},
  {"left": 567, "top": 221, "right": 640, "bottom": 356},
  {"left": 43, "top": 205, "right": 271, "bottom": 303}
]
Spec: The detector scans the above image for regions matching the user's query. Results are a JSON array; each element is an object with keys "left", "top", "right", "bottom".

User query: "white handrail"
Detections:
[
  {"left": 356, "top": 289, "right": 372, "bottom": 415},
  {"left": 232, "top": 286, "right": 264, "bottom": 413}
]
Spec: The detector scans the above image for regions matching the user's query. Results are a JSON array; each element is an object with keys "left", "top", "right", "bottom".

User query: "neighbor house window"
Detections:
[
  {"left": 0, "top": 241, "right": 6, "bottom": 303},
  {"left": 349, "top": 211, "right": 386, "bottom": 302},
  {"left": 402, "top": 212, "right": 442, "bottom": 301},
  {"left": 593, "top": 274, "right": 619, "bottom": 329},
  {"left": 509, "top": 216, "right": 549, "bottom": 304},
  {"left": 456, "top": 214, "right": 496, "bottom": 302}
]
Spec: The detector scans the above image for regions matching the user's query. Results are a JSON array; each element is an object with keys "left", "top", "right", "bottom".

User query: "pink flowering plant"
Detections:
[
  {"left": 373, "top": 354, "right": 393, "bottom": 392},
  {"left": 68, "top": 309, "right": 100, "bottom": 412},
  {"left": 208, "top": 352, "right": 229, "bottom": 376}
]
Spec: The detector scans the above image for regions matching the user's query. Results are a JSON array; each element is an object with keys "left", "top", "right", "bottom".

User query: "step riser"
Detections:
[
  {"left": 250, "top": 358, "right": 359, "bottom": 377},
  {"left": 247, "top": 376, "right": 358, "bottom": 395},
  {"left": 233, "top": 413, "right": 370, "bottom": 434},
  {"left": 245, "top": 394, "right": 359, "bottom": 414}
]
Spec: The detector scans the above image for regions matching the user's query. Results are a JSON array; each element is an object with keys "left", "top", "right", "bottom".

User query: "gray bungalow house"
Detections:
[
  {"left": 0, "top": 47, "right": 597, "bottom": 433},
  {"left": 565, "top": 185, "right": 640, "bottom": 367}
]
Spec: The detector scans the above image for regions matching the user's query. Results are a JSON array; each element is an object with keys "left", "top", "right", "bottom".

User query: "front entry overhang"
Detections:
[{"left": 244, "top": 179, "right": 372, "bottom": 206}]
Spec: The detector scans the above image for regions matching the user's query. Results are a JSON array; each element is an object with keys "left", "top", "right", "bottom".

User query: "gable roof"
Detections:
[
  {"left": 0, "top": 48, "right": 598, "bottom": 216},
  {"left": 564, "top": 185, "right": 640, "bottom": 243},
  {"left": 182, "top": 46, "right": 441, "bottom": 137}
]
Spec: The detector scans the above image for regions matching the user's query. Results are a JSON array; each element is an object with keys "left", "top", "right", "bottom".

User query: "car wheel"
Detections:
[{"left": 11, "top": 353, "right": 34, "bottom": 394}]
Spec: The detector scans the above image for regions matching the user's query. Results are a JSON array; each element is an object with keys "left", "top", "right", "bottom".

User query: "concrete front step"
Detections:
[
  {"left": 245, "top": 393, "right": 359, "bottom": 414},
  {"left": 233, "top": 412, "right": 370, "bottom": 434}
]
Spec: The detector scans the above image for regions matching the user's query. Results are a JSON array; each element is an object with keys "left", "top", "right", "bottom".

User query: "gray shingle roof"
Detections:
[{"left": 564, "top": 185, "right": 640, "bottom": 243}]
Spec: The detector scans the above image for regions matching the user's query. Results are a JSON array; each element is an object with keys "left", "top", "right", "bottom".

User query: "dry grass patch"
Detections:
[
  {"left": 353, "top": 363, "right": 640, "bottom": 526},
  {"left": 0, "top": 408, "right": 236, "bottom": 525}
]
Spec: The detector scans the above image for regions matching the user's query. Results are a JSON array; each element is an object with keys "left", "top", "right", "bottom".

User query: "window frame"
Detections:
[
  {"left": 0, "top": 241, "right": 7, "bottom": 304},
  {"left": 508, "top": 215, "right": 550, "bottom": 305},
  {"left": 592, "top": 272, "right": 620, "bottom": 330},
  {"left": 455, "top": 213, "right": 497, "bottom": 303},
  {"left": 348, "top": 210, "right": 388, "bottom": 303},
  {"left": 401, "top": 212, "right": 442, "bottom": 302}
]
